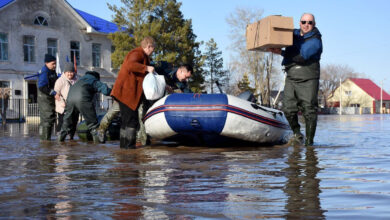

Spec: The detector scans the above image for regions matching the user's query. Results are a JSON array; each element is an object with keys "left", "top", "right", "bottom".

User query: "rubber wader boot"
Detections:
[
  {"left": 286, "top": 115, "right": 304, "bottom": 143},
  {"left": 40, "top": 126, "right": 52, "bottom": 141},
  {"left": 120, "top": 128, "right": 136, "bottom": 149},
  {"left": 58, "top": 130, "right": 67, "bottom": 142},
  {"left": 97, "top": 129, "right": 106, "bottom": 143},
  {"left": 305, "top": 116, "right": 317, "bottom": 146},
  {"left": 69, "top": 127, "right": 76, "bottom": 140},
  {"left": 90, "top": 129, "right": 100, "bottom": 143}
]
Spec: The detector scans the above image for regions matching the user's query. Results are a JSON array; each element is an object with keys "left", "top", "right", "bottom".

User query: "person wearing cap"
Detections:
[
  {"left": 54, "top": 62, "right": 78, "bottom": 138},
  {"left": 110, "top": 36, "right": 155, "bottom": 149},
  {"left": 268, "top": 13, "right": 323, "bottom": 146},
  {"left": 37, "top": 54, "right": 58, "bottom": 141},
  {"left": 58, "top": 71, "right": 112, "bottom": 142}
]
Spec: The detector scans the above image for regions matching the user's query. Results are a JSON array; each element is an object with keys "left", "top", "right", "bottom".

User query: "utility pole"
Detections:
[
  {"left": 381, "top": 80, "right": 383, "bottom": 114},
  {"left": 339, "top": 78, "right": 342, "bottom": 115}
]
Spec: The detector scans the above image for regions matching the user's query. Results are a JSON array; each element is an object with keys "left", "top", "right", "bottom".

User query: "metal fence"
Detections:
[{"left": 0, "top": 97, "right": 114, "bottom": 124}]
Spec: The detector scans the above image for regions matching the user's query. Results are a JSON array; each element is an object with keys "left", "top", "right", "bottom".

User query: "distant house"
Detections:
[
  {"left": 327, "top": 78, "right": 390, "bottom": 114},
  {"left": 0, "top": 0, "right": 119, "bottom": 104}
]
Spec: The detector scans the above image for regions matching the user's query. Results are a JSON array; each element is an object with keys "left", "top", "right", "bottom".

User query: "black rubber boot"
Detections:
[
  {"left": 120, "top": 127, "right": 136, "bottom": 149},
  {"left": 286, "top": 114, "right": 304, "bottom": 145},
  {"left": 286, "top": 114, "right": 301, "bottom": 135},
  {"left": 40, "top": 126, "right": 52, "bottom": 141},
  {"left": 58, "top": 130, "right": 67, "bottom": 142},
  {"left": 305, "top": 115, "right": 317, "bottom": 146}
]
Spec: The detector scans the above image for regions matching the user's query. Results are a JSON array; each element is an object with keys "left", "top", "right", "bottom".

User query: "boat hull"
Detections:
[{"left": 144, "top": 94, "right": 291, "bottom": 145}]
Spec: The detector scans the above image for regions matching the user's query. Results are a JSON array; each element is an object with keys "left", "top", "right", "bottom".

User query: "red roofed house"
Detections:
[{"left": 327, "top": 78, "right": 390, "bottom": 114}]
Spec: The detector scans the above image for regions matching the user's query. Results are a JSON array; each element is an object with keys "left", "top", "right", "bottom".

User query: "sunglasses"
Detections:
[{"left": 301, "top": 20, "right": 313, "bottom": 25}]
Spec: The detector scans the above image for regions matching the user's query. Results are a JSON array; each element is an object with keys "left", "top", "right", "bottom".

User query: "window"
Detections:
[
  {"left": 350, "top": 104, "right": 360, "bottom": 107},
  {"left": 70, "top": 41, "right": 80, "bottom": 65},
  {"left": 0, "top": 33, "right": 8, "bottom": 61},
  {"left": 92, "top": 43, "right": 101, "bottom": 67},
  {"left": 23, "top": 35, "right": 35, "bottom": 62},
  {"left": 47, "top": 39, "right": 57, "bottom": 57},
  {"left": 0, "top": 81, "right": 10, "bottom": 88},
  {"left": 34, "top": 16, "right": 48, "bottom": 26},
  {"left": 345, "top": 91, "right": 352, "bottom": 96}
]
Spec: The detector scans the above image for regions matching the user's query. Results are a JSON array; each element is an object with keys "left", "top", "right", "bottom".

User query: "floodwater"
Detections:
[{"left": 1, "top": 115, "right": 390, "bottom": 219}]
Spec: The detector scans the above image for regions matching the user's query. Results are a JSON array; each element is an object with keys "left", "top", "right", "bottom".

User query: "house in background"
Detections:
[
  {"left": 327, "top": 78, "right": 390, "bottom": 114},
  {"left": 0, "top": 0, "right": 118, "bottom": 105}
]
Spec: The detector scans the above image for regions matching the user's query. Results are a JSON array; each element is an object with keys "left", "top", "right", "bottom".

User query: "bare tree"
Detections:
[
  {"left": 226, "top": 7, "right": 282, "bottom": 106},
  {"left": 320, "top": 64, "right": 362, "bottom": 107}
]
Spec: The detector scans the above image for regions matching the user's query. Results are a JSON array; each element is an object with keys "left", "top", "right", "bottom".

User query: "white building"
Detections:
[{"left": 0, "top": 0, "right": 118, "bottom": 105}]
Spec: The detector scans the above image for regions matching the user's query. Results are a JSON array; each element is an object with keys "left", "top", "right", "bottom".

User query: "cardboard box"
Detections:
[{"left": 246, "top": 15, "right": 294, "bottom": 51}]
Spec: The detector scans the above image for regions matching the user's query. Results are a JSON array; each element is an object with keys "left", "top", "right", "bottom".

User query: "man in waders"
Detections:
[
  {"left": 268, "top": 13, "right": 323, "bottom": 146},
  {"left": 37, "top": 54, "right": 58, "bottom": 141},
  {"left": 58, "top": 71, "right": 112, "bottom": 142}
]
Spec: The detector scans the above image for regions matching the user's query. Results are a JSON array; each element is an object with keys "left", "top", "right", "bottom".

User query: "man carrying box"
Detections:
[{"left": 268, "top": 13, "right": 322, "bottom": 146}]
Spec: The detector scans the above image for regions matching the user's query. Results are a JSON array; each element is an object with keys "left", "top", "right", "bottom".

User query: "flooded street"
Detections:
[{"left": 1, "top": 115, "right": 390, "bottom": 219}]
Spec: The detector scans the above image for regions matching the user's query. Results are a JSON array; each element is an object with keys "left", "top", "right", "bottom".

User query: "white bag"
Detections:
[{"left": 143, "top": 72, "right": 166, "bottom": 100}]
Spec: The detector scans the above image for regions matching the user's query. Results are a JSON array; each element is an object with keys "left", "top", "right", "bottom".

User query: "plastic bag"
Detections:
[{"left": 143, "top": 72, "right": 166, "bottom": 100}]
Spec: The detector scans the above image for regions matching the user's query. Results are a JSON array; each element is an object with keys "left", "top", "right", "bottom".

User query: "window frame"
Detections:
[
  {"left": 92, "top": 43, "right": 101, "bottom": 68},
  {"left": 47, "top": 38, "right": 57, "bottom": 57},
  {"left": 34, "top": 16, "right": 48, "bottom": 26},
  {"left": 23, "top": 35, "right": 35, "bottom": 63},
  {"left": 70, "top": 41, "right": 80, "bottom": 66},
  {"left": 0, "top": 32, "right": 8, "bottom": 61}
]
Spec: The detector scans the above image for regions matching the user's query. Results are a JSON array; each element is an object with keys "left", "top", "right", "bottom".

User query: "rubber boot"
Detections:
[
  {"left": 90, "top": 129, "right": 100, "bottom": 144},
  {"left": 58, "top": 130, "right": 67, "bottom": 142},
  {"left": 286, "top": 114, "right": 304, "bottom": 144},
  {"left": 305, "top": 115, "right": 317, "bottom": 146},
  {"left": 97, "top": 129, "right": 106, "bottom": 143},
  {"left": 69, "top": 127, "right": 76, "bottom": 140},
  {"left": 40, "top": 126, "right": 52, "bottom": 141},
  {"left": 120, "top": 127, "right": 136, "bottom": 149}
]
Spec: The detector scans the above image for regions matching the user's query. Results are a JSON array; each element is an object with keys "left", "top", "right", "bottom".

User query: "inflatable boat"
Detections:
[{"left": 144, "top": 93, "right": 291, "bottom": 146}]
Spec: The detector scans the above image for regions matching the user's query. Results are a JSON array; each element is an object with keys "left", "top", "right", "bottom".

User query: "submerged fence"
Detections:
[{"left": 0, "top": 98, "right": 114, "bottom": 124}]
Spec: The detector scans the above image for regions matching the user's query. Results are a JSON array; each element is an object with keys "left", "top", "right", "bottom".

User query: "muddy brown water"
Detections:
[{"left": 1, "top": 115, "right": 390, "bottom": 219}]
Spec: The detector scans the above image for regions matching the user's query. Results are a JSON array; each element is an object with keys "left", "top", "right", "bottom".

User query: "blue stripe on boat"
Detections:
[{"left": 164, "top": 94, "right": 228, "bottom": 134}]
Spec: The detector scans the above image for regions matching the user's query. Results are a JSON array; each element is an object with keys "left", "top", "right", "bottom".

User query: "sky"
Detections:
[{"left": 67, "top": 0, "right": 390, "bottom": 91}]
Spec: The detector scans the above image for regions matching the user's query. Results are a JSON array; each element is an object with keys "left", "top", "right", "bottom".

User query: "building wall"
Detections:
[
  {"left": 328, "top": 79, "right": 374, "bottom": 108},
  {"left": 0, "top": 0, "right": 115, "bottom": 101}
]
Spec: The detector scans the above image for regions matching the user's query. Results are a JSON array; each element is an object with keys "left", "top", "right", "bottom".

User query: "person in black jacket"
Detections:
[
  {"left": 58, "top": 71, "right": 112, "bottom": 142},
  {"left": 37, "top": 54, "right": 58, "bottom": 141}
]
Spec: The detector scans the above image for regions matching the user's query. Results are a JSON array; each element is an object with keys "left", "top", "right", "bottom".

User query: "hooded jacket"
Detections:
[{"left": 67, "top": 72, "right": 111, "bottom": 104}]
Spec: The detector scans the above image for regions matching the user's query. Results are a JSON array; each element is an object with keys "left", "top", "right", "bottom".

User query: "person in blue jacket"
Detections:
[
  {"left": 268, "top": 13, "right": 323, "bottom": 146},
  {"left": 58, "top": 71, "right": 112, "bottom": 142},
  {"left": 37, "top": 54, "right": 58, "bottom": 141}
]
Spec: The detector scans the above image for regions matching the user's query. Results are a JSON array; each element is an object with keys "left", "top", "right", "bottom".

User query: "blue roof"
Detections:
[
  {"left": 0, "top": 0, "right": 119, "bottom": 34},
  {"left": 0, "top": 0, "right": 13, "bottom": 8},
  {"left": 74, "top": 9, "right": 119, "bottom": 34}
]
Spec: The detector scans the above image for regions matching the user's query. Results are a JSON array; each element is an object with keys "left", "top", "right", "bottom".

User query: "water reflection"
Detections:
[
  {"left": 2, "top": 115, "right": 390, "bottom": 218},
  {"left": 283, "top": 146, "right": 325, "bottom": 219}
]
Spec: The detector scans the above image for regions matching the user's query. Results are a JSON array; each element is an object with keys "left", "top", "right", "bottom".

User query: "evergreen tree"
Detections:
[
  {"left": 237, "top": 72, "right": 255, "bottom": 93},
  {"left": 203, "top": 38, "right": 227, "bottom": 93},
  {"left": 108, "top": 0, "right": 204, "bottom": 91}
]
